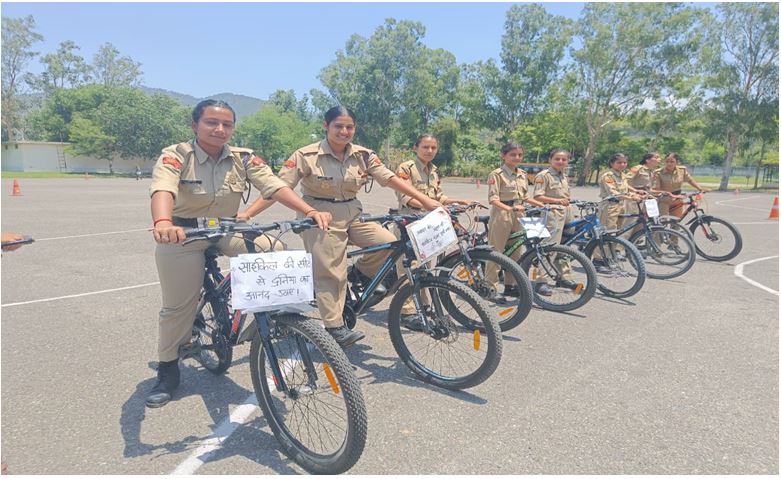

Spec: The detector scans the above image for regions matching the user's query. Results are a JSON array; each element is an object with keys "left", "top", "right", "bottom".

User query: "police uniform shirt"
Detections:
[
  {"left": 625, "top": 164, "right": 656, "bottom": 191},
  {"left": 277, "top": 140, "right": 395, "bottom": 199},
  {"left": 653, "top": 166, "right": 692, "bottom": 193},
  {"left": 599, "top": 170, "right": 629, "bottom": 199},
  {"left": 149, "top": 140, "right": 286, "bottom": 218},
  {"left": 488, "top": 164, "right": 527, "bottom": 205},
  {"left": 532, "top": 167, "right": 569, "bottom": 208},
  {"left": 395, "top": 158, "right": 448, "bottom": 208}
]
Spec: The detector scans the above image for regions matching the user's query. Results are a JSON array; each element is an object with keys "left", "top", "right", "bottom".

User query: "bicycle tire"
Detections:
[
  {"left": 387, "top": 276, "right": 502, "bottom": 390},
  {"left": 519, "top": 244, "right": 598, "bottom": 312},
  {"left": 689, "top": 216, "right": 743, "bottom": 262},
  {"left": 629, "top": 226, "right": 696, "bottom": 279},
  {"left": 583, "top": 235, "right": 646, "bottom": 299},
  {"left": 656, "top": 215, "right": 694, "bottom": 239},
  {"left": 249, "top": 314, "right": 367, "bottom": 474},
  {"left": 439, "top": 249, "right": 534, "bottom": 332},
  {"left": 191, "top": 298, "right": 233, "bottom": 375}
]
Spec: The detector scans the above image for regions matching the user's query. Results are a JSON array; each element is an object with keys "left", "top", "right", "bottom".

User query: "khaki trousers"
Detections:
[
  {"left": 155, "top": 234, "right": 281, "bottom": 362},
  {"left": 535, "top": 206, "right": 572, "bottom": 282},
  {"left": 595, "top": 201, "right": 623, "bottom": 259},
  {"left": 485, "top": 208, "right": 523, "bottom": 290},
  {"left": 657, "top": 197, "right": 684, "bottom": 245},
  {"left": 302, "top": 200, "right": 396, "bottom": 328},
  {"left": 621, "top": 200, "right": 642, "bottom": 238}
]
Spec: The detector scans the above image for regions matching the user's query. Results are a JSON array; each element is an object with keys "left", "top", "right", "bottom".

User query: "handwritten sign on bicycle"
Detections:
[
  {"left": 405, "top": 206, "right": 458, "bottom": 261},
  {"left": 230, "top": 250, "right": 315, "bottom": 313},
  {"left": 644, "top": 198, "right": 660, "bottom": 218},
  {"left": 519, "top": 217, "right": 551, "bottom": 239}
]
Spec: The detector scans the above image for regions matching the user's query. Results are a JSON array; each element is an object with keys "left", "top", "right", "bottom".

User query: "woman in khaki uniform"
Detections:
[
  {"left": 653, "top": 152, "right": 709, "bottom": 218},
  {"left": 147, "top": 100, "right": 331, "bottom": 408},
  {"left": 393, "top": 134, "right": 471, "bottom": 329},
  {"left": 595, "top": 153, "right": 642, "bottom": 272},
  {"left": 277, "top": 107, "right": 442, "bottom": 347},
  {"left": 531, "top": 148, "right": 575, "bottom": 296},
  {"left": 486, "top": 141, "right": 544, "bottom": 298},
  {"left": 623, "top": 152, "right": 663, "bottom": 236}
]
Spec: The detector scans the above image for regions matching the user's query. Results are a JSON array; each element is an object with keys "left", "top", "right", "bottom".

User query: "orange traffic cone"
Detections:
[
  {"left": 476, "top": 179, "right": 480, "bottom": 189},
  {"left": 769, "top": 197, "right": 779, "bottom": 220},
  {"left": 11, "top": 178, "right": 21, "bottom": 196}
]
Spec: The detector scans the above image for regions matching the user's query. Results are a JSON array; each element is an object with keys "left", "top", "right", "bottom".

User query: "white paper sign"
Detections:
[
  {"left": 519, "top": 218, "right": 551, "bottom": 239},
  {"left": 644, "top": 198, "right": 660, "bottom": 218},
  {"left": 230, "top": 250, "right": 315, "bottom": 313},
  {"left": 406, "top": 207, "right": 459, "bottom": 261}
]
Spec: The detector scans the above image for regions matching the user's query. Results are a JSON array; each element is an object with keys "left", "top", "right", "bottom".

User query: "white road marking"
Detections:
[
  {"left": 734, "top": 256, "right": 779, "bottom": 297},
  {"left": 1, "top": 282, "right": 160, "bottom": 307},
  {"left": 35, "top": 228, "right": 150, "bottom": 241},
  {"left": 170, "top": 393, "right": 259, "bottom": 475},
  {"left": 732, "top": 222, "right": 779, "bottom": 225},
  {"left": 715, "top": 195, "right": 769, "bottom": 212}
]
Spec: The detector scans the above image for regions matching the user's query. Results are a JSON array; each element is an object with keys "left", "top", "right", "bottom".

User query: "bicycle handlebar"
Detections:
[{"left": 182, "top": 218, "right": 318, "bottom": 245}]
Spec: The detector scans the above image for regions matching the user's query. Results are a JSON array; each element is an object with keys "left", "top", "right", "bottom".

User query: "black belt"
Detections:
[
  {"left": 500, "top": 200, "right": 516, "bottom": 206},
  {"left": 172, "top": 216, "right": 198, "bottom": 228},
  {"left": 306, "top": 196, "right": 356, "bottom": 203}
]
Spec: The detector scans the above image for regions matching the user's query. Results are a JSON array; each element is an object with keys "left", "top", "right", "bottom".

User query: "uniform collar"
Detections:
[
  {"left": 501, "top": 164, "right": 519, "bottom": 177},
  {"left": 548, "top": 167, "right": 564, "bottom": 177},
  {"left": 415, "top": 157, "right": 436, "bottom": 175},
  {"left": 193, "top": 140, "right": 231, "bottom": 165},
  {"left": 319, "top": 139, "right": 353, "bottom": 159}
]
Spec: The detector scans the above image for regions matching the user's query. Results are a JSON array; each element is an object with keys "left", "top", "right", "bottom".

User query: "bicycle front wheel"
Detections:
[
  {"left": 630, "top": 226, "right": 696, "bottom": 279},
  {"left": 583, "top": 235, "right": 646, "bottom": 299},
  {"left": 520, "top": 244, "right": 598, "bottom": 312},
  {"left": 249, "top": 314, "right": 367, "bottom": 474},
  {"left": 689, "top": 216, "right": 743, "bottom": 262},
  {"left": 191, "top": 298, "right": 233, "bottom": 375},
  {"left": 388, "top": 276, "right": 502, "bottom": 390},
  {"left": 439, "top": 249, "right": 534, "bottom": 332}
]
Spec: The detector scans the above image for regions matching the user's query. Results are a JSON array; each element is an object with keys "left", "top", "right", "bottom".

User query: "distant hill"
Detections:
[{"left": 140, "top": 87, "right": 264, "bottom": 119}]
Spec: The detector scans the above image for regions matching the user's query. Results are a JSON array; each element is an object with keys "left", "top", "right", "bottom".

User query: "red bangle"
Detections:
[{"left": 154, "top": 218, "right": 173, "bottom": 226}]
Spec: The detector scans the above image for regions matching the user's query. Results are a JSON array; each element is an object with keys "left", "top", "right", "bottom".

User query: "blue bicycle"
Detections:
[{"left": 562, "top": 199, "right": 647, "bottom": 299}]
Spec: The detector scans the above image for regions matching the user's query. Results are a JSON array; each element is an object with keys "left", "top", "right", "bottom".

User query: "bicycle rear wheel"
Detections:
[
  {"left": 388, "top": 276, "right": 502, "bottom": 390},
  {"left": 584, "top": 235, "right": 646, "bottom": 298},
  {"left": 689, "top": 216, "right": 743, "bottom": 262},
  {"left": 520, "top": 244, "right": 598, "bottom": 312},
  {"left": 439, "top": 249, "right": 534, "bottom": 332},
  {"left": 630, "top": 226, "right": 696, "bottom": 279},
  {"left": 191, "top": 298, "right": 233, "bottom": 375},
  {"left": 249, "top": 314, "right": 367, "bottom": 474}
]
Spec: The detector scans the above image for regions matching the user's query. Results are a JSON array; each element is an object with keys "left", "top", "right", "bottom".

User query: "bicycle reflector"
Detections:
[
  {"left": 322, "top": 364, "right": 340, "bottom": 394},
  {"left": 574, "top": 283, "right": 584, "bottom": 294},
  {"left": 473, "top": 330, "right": 481, "bottom": 351}
]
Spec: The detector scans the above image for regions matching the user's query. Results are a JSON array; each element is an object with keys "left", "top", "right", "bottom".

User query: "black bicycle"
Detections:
[
  {"left": 478, "top": 208, "right": 598, "bottom": 312},
  {"left": 344, "top": 211, "right": 503, "bottom": 390},
  {"left": 181, "top": 218, "right": 367, "bottom": 474},
  {"left": 656, "top": 192, "right": 743, "bottom": 262},
  {"left": 614, "top": 198, "right": 697, "bottom": 280},
  {"left": 562, "top": 198, "right": 646, "bottom": 298}
]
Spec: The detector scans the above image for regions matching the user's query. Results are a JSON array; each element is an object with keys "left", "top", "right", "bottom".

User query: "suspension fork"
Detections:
[{"left": 255, "top": 312, "right": 289, "bottom": 393}]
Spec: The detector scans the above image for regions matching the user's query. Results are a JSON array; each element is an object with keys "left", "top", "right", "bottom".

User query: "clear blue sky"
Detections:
[{"left": 2, "top": 1, "right": 587, "bottom": 99}]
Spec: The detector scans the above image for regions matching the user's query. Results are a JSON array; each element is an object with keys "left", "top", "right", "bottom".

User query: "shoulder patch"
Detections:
[
  {"left": 162, "top": 157, "right": 182, "bottom": 170},
  {"left": 283, "top": 159, "right": 296, "bottom": 169},
  {"left": 251, "top": 154, "right": 266, "bottom": 167},
  {"left": 535, "top": 176, "right": 545, "bottom": 185},
  {"left": 398, "top": 171, "right": 410, "bottom": 180},
  {"left": 604, "top": 176, "right": 615, "bottom": 184},
  {"left": 488, "top": 178, "right": 496, "bottom": 185},
  {"left": 370, "top": 157, "right": 383, "bottom": 168}
]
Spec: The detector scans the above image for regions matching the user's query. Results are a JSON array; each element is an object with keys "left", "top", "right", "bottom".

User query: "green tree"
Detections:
[
  {"left": 703, "top": 3, "right": 779, "bottom": 190},
  {"left": 1, "top": 15, "right": 43, "bottom": 141},
  {"left": 27, "top": 40, "right": 91, "bottom": 94},
  {"left": 66, "top": 114, "right": 117, "bottom": 173},
  {"left": 91, "top": 43, "right": 142, "bottom": 87},
  {"left": 234, "top": 105, "right": 317, "bottom": 166},
  {"left": 267, "top": 89, "right": 311, "bottom": 121},
  {"left": 568, "top": 3, "right": 705, "bottom": 185}
]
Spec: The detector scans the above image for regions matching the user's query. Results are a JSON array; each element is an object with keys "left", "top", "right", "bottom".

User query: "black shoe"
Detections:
[
  {"left": 400, "top": 313, "right": 425, "bottom": 331},
  {"left": 326, "top": 326, "right": 365, "bottom": 348},
  {"left": 535, "top": 283, "right": 554, "bottom": 296},
  {"left": 556, "top": 279, "right": 579, "bottom": 290},
  {"left": 503, "top": 285, "right": 520, "bottom": 297},
  {"left": 595, "top": 264, "right": 612, "bottom": 274},
  {"left": 146, "top": 360, "right": 180, "bottom": 408},
  {"left": 485, "top": 291, "right": 507, "bottom": 304},
  {"left": 349, "top": 268, "right": 387, "bottom": 296}
]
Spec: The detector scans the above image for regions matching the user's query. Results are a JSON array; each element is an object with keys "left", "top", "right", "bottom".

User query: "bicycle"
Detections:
[
  {"left": 656, "top": 191, "right": 743, "bottom": 262},
  {"left": 477, "top": 208, "right": 598, "bottom": 312},
  {"left": 435, "top": 203, "right": 534, "bottom": 331},
  {"left": 181, "top": 218, "right": 367, "bottom": 474},
  {"left": 562, "top": 198, "right": 646, "bottom": 299},
  {"left": 614, "top": 198, "right": 697, "bottom": 280},
  {"left": 343, "top": 211, "right": 503, "bottom": 390}
]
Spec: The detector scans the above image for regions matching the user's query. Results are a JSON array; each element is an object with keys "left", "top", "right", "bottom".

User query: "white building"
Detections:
[{"left": 1, "top": 141, "right": 152, "bottom": 173}]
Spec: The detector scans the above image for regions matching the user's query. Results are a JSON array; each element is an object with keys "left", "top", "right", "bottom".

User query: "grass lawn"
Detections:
[{"left": 1, "top": 171, "right": 130, "bottom": 179}]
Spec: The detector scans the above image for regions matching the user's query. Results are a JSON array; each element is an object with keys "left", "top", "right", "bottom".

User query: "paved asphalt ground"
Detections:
[{"left": 1, "top": 177, "right": 778, "bottom": 475}]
